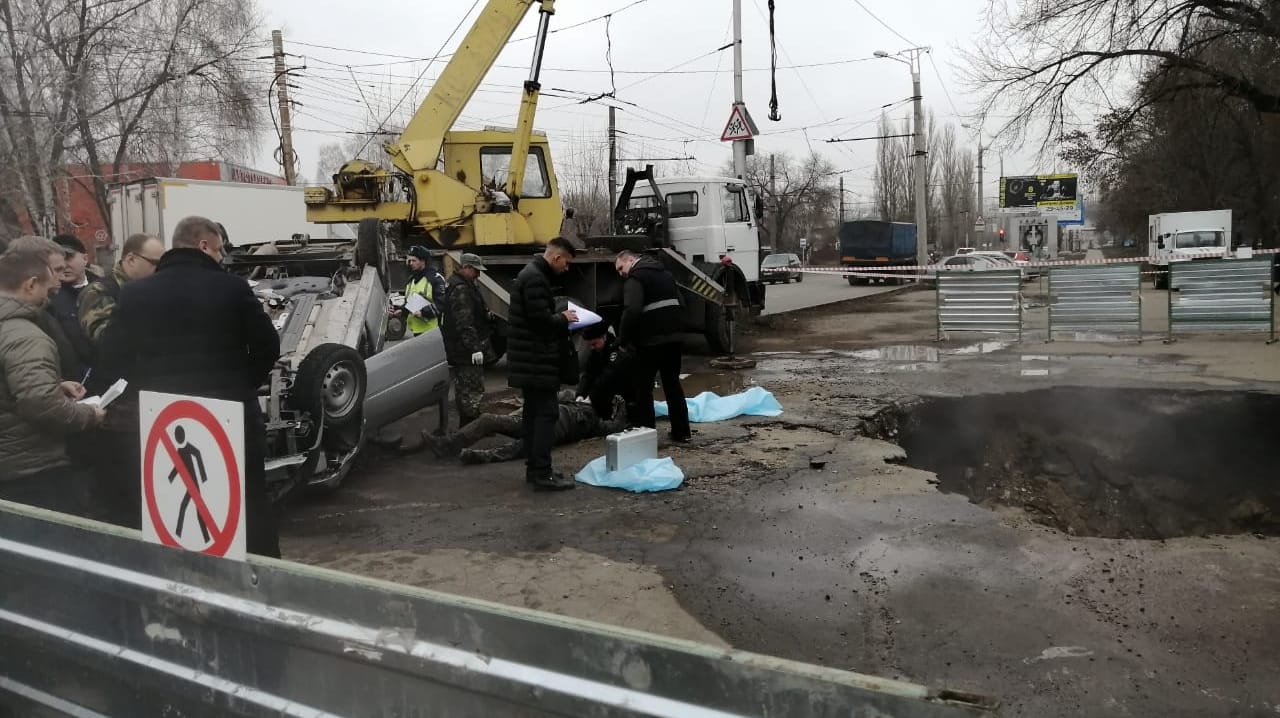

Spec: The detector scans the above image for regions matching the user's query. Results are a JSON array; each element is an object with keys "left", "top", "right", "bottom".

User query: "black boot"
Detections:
[{"left": 529, "top": 471, "right": 575, "bottom": 491}]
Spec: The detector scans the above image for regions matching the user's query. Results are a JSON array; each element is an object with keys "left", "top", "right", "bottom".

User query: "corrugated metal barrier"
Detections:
[
  {"left": 0, "top": 502, "right": 997, "bottom": 717},
  {"left": 1168, "top": 257, "right": 1275, "bottom": 342},
  {"left": 936, "top": 270, "right": 1023, "bottom": 340},
  {"left": 1048, "top": 264, "right": 1143, "bottom": 341}
]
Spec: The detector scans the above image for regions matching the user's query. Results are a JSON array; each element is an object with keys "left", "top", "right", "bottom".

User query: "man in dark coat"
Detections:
[
  {"left": 576, "top": 322, "right": 633, "bottom": 420},
  {"left": 440, "top": 252, "right": 492, "bottom": 426},
  {"left": 506, "top": 237, "right": 579, "bottom": 490},
  {"left": 96, "top": 216, "right": 282, "bottom": 555},
  {"left": 615, "top": 250, "right": 691, "bottom": 442}
]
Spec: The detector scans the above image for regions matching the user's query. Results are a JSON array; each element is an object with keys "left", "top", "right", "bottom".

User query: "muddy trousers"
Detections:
[
  {"left": 450, "top": 364, "right": 485, "bottom": 426},
  {"left": 521, "top": 388, "right": 559, "bottom": 480},
  {"left": 629, "top": 343, "right": 691, "bottom": 439}
]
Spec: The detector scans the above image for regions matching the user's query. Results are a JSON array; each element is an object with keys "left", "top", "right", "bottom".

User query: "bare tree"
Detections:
[
  {"left": 0, "top": 0, "right": 265, "bottom": 237},
  {"left": 730, "top": 151, "right": 838, "bottom": 252},
  {"left": 873, "top": 113, "right": 913, "bottom": 223},
  {"left": 967, "top": 0, "right": 1280, "bottom": 145}
]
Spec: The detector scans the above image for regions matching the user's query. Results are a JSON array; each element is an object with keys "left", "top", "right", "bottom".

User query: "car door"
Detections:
[{"left": 720, "top": 183, "right": 760, "bottom": 282}]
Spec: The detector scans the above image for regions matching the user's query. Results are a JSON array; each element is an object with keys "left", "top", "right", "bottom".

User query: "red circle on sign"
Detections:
[{"left": 143, "top": 399, "right": 242, "bottom": 557}]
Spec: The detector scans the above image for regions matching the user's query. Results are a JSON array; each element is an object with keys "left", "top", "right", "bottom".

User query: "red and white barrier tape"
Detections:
[{"left": 801, "top": 248, "right": 1279, "bottom": 275}]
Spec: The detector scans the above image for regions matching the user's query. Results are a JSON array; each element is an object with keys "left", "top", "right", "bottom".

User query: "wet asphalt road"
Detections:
[
  {"left": 759, "top": 271, "right": 900, "bottom": 316},
  {"left": 281, "top": 290, "right": 1280, "bottom": 717}
]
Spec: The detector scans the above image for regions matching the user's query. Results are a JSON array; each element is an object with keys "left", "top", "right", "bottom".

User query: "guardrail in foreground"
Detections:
[
  {"left": 1048, "top": 264, "right": 1143, "bottom": 342},
  {"left": 936, "top": 270, "right": 1023, "bottom": 341},
  {"left": 0, "top": 502, "right": 997, "bottom": 717},
  {"left": 1168, "top": 257, "right": 1275, "bottom": 343}
]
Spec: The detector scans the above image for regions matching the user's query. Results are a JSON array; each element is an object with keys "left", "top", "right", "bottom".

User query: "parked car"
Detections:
[
  {"left": 928, "top": 253, "right": 1008, "bottom": 282},
  {"left": 761, "top": 253, "right": 803, "bottom": 284},
  {"left": 971, "top": 250, "right": 1033, "bottom": 281}
]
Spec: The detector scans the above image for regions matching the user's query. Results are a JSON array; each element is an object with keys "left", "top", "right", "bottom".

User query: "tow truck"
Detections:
[{"left": 302, "top": 0, "right": 764, "bottom": 354}]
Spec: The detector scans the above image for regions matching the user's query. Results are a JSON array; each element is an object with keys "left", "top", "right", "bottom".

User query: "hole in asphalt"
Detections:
[{"left": 893, "top": 387, "right": 1280, "bottom": 539}]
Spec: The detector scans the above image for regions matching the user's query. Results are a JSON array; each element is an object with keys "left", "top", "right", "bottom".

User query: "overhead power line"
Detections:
[
  {"left": 849, "top": 0, "right": 916, "bottom": 46},
  {"left": 287, "top": 0, "right": 652, "bottom": 68}
]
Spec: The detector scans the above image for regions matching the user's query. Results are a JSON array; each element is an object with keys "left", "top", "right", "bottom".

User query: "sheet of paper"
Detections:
[
  {"left": 79, "top": 378, "right": 127, "bottom": 409},
  {"left": 568, "top": 301, "right": 602, "bottom": 330},
  {"left": 404, "top": 292, "right": 431, "bottom": 314}
]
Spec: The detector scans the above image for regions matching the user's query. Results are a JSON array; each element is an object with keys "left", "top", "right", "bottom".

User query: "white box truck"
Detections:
[
  {"left": 1148, "top": 209, "right": 1233, "bottom": 289},
  {"left": 108, "top": 177, "right": 353, "bottom": 256}
]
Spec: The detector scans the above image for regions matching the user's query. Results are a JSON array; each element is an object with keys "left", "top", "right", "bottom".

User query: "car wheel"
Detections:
[
  {"left": 847, "top": 276, "right": 858, "bottom": 286},
  {"left": 294, "top": 343, "right": 367, "bottom": 430},
  {"left": 797, "top": 273, "right": 804, "bottom": 283}
]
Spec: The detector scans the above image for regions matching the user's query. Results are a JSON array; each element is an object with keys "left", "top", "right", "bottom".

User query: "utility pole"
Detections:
[
  {"left": 732, "top": 0, "right": 747, "bottom": 180},
  {"left": 839, "top": 175, "right": 845, "bottom": 222},
  {"left": 909, "top": 49, "right": 928, "bottom": 269},
  {"left": 769, "top": 153, "right": 778, "bottom": 247},
  {"left": 607, "top": 105, "right": 617, "bottom": 220},
  {"left": 272, "top": 30, "right": 297, "bottom": 186}
]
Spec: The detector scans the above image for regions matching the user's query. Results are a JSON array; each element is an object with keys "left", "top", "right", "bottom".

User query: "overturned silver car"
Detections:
[{"left": 227, "top": 224, "right": 449, "bottom": 501}]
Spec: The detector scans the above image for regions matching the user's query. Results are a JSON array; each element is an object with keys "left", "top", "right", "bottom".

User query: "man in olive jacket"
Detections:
[
  {"left": 506, "top": 237, "right": 579, "bottom": 490},
  {"left": 0, "top": 244, "right": 104, "bottom": 515},
  {"left": 440, "top": 252, "right": 492, "bottom": 426}
]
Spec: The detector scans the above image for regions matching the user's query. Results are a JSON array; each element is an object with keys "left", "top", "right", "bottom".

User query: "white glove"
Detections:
[
  {"left": 470, "top": 351, "right": 485, "bottom": 365},
  {"left": 575, "top": 396, "right": 590, "bottom": 404}
]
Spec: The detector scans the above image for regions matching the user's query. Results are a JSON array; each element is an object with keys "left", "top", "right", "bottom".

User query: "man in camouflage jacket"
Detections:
[
  {"left": 439, "top": 253, "right": 493, "bottom": 426},
  {"left": 413, "top": 390, "right": 625, "bottom": 464},
  {"left": 78, "top": 233, "right": 165, "bottom": 347}
]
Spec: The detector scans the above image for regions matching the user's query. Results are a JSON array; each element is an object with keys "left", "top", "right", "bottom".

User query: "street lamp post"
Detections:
[
  {"left": 874, "top": 47, "right": 930, "bottom": 270},
  {"left": 962, "top": 119, "right": 992, "bottom": 248}
]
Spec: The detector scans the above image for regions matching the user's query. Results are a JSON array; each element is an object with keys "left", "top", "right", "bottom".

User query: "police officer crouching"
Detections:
[{"left": 615, "top": 249, "right": 691, "bottom": 442}]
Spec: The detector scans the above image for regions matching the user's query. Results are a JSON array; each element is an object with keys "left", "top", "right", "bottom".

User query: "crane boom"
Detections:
[{"left": 386, "top": 0, "right": 553, "bottom": 176}]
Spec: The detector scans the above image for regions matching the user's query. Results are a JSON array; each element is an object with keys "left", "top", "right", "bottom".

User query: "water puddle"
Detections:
[{"left": 660, "top": 372, "right": 750, "bottom": 399}]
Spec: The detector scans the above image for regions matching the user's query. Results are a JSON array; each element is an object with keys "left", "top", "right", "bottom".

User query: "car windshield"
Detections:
[
  {"left": 762, "top": 255, "right": 790, "bottom": 267},
  {"left": 1174, "top": 231, "right": 1224, "bottom": 249}
]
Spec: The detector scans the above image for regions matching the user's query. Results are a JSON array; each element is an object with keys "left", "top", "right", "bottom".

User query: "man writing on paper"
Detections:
[
  {"left": 507, "top": 237, "right": 579, "bottom": 491},
  {"left": 0, "top": 243, "right": 105, "bottom": 516}
]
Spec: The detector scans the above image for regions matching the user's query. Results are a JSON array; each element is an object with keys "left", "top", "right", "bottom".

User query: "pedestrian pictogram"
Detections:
[
  {"left": 720, "top": 103, "right": 757, "bottom": 142},
  {"left": 140, "top": 391, "right": 246, "bottom": 560}
]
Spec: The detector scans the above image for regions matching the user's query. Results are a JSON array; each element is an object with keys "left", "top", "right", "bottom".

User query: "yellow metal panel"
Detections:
[{"left": 305, "top": 202, "right": 414, "bottom": 224}]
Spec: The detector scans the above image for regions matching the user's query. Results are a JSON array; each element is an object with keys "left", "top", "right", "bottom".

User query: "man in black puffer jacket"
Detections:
[{"left": 507, "top": 237, "right": 579, "bottom": 490}]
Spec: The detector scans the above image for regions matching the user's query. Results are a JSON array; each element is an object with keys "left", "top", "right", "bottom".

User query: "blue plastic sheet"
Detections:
[
  {"left": 655, "top": 386, "right": 783, "bottom": 422},
  {"left": 574, "top": 456, "right": 684, "bottom": 492}
]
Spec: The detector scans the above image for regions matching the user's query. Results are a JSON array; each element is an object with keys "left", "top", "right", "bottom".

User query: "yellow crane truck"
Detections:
[{"left": 303, "top": 0, "right": 765, "bottom": 355}]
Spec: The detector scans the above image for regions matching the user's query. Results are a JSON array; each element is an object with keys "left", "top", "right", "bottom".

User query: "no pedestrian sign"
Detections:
[{"left": 140, "top": 391, "right": 246, "bottom": 560}]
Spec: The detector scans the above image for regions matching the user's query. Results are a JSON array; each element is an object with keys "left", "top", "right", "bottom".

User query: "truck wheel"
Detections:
[
  {"left": 1154, "top": 270, "right": 1168, "bottom": 290},
  {"left": 294, "top": 343, "right": 367, "bottom": 430},
  {"left": 356, "top": 218, "right": 390, "bottom": 292},
  {"left": 705, "top": 303, "right": 735, "bottom": 355},
  {"left": 847, "top": 276, "right": 858, "bottom": 286}
]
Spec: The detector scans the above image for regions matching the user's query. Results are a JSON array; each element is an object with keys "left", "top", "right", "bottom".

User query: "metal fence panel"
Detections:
[
  {"left": 1168, "top": 258, "right": 1275, "bottom": 341},
  {"left": 0, "top": 503, "right": 996, "bottom": 717},
  {"left": 936, "top": 270, "right": 1023, "bottom": 340},
  {"left": 1048, "top": 264, "right": 1142, "bottom": 341}
]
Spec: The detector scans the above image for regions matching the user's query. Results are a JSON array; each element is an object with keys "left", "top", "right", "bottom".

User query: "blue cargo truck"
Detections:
[{"left": 839, "top": 220, "right": 918, "bottom": 285}]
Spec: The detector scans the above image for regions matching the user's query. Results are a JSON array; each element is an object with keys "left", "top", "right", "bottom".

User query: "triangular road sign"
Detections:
[{"left": 721, "top": 103, "right": 758, "bottom": 142}]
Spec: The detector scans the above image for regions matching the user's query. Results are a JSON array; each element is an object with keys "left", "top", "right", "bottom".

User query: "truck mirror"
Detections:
[
  {"left": 754, "top": 196, "right": 765, "bottom": 221},
  {"left": 1157, "top": 235, "right": 1166, "bottom": 249}
]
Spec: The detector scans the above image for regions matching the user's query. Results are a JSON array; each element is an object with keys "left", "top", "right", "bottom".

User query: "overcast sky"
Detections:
[{"left": 257, "top": 0, "right": 1045, "bottom": 215}]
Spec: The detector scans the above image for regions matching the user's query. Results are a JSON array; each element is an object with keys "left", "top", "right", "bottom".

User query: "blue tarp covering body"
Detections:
[{"left": 655, "top": 386, "right": 783, "bottom": 422}]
